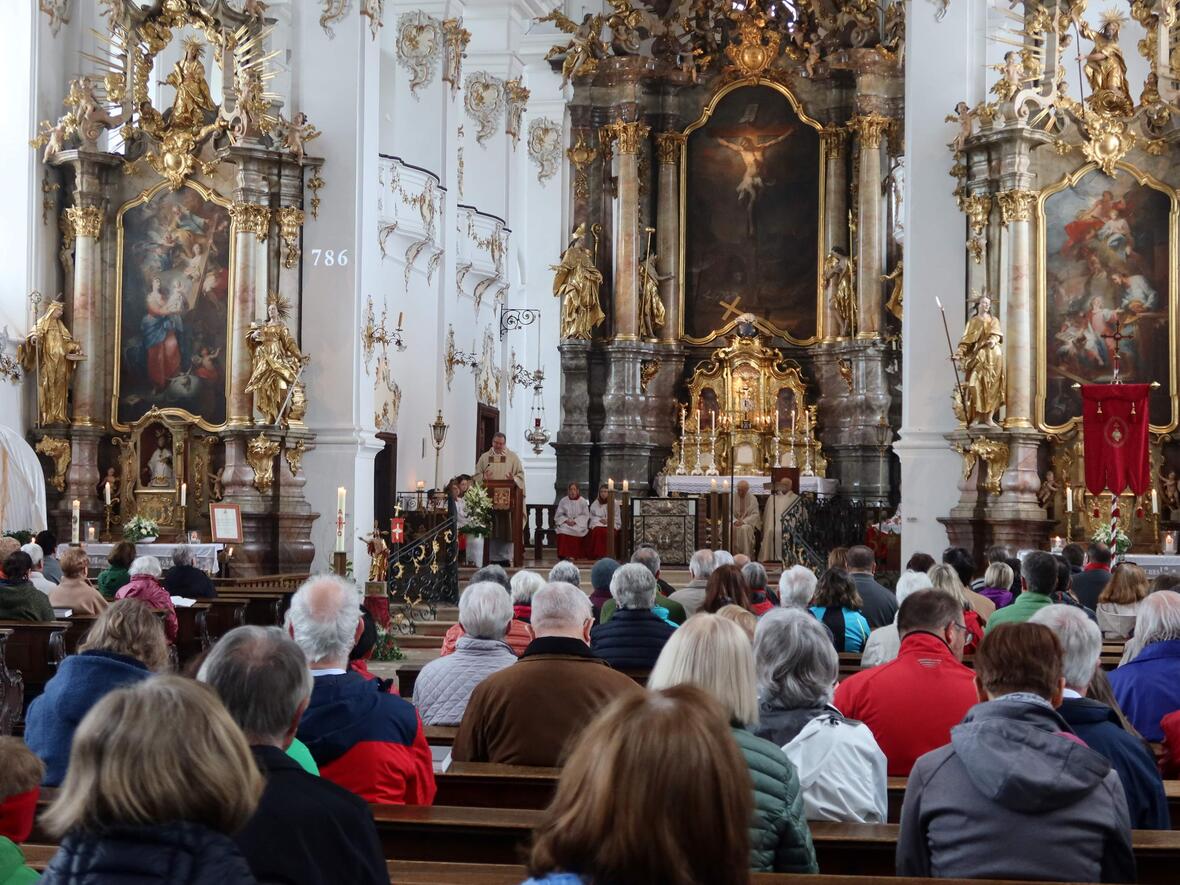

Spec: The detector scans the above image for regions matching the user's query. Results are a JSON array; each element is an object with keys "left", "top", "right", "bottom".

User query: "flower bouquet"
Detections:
[
  {"left": 123, "top": 515, "right": 159, "bottom": 543},
  {"left": 461, "top": 484, "right": 492, "bottom": 566},
  {"left": 1092, "top": 520, "right": 1131, "bottom": 559}
]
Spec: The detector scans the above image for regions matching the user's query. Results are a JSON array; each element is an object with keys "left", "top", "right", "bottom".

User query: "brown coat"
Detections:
[
  {"left": 49, "top": 577, "right": 109, "bottom": 617},
  {"left": 452, "top": 636, "right": 642, "bottom": 767}
]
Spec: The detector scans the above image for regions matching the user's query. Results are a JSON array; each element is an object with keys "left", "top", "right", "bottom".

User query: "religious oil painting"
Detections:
[
  {"left": 1039, "top": 165, "right": 1176, "bottom": 431},
  {"left": 682, "top": 83, "right": 822, "bottom": 344},
  {"left": 114, "top": 182, "right": 232, "bottom": 429}
]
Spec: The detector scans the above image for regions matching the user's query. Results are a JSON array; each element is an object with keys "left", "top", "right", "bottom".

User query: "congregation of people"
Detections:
[{"left": 3, "top": 530, "right": 1180, "bottom": 883}]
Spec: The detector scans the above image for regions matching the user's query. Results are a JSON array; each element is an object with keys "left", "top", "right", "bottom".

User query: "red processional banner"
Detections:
[{"left": 1081, "top": 384, "right": 1151, "bottom": 496}]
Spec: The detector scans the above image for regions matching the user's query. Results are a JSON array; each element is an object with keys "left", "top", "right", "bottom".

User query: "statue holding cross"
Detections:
[{"left": 1100, "top": 313, "right": 1136, "bottom": 383}]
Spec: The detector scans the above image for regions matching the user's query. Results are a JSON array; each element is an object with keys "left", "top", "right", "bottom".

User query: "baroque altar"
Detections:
[{"left": 25, "top": 0, "right": 324, "bottom": 575}]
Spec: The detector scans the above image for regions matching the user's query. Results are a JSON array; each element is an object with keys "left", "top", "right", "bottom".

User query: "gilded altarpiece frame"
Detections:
[
  {"left": 679, "top": 80, "right": 826, "bottom": 345},
  {"left": 1035, "top": 162, "right": 1178, "bottom": 434},
  {"left": 112, "top": 179, "right": 235, "bottom": 432}
]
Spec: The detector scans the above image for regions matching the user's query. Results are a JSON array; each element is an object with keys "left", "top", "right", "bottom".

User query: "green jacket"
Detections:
[
  {"left": 0, "top": 836, "right": 38, "bottom": 884},
  {"left": 286, "top": 736, "right": 319, "bottom": 774},
  {"left": 983, "top": 591, "right": 1052, "bottom": 634},
  {"left": 97, "top": 566, "right": 131, "bottom": 600},
  {"left": 599, "top": 592, "right": 686, "bottom": 625},
  {"left": 0, "top": 581, "right": 54, "bottom": 622},
  {"left": 731, "top": 725, "right": 818, "bottom": 874}
]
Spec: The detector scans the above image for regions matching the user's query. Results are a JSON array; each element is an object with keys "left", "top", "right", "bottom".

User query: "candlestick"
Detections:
[
  {"left": 70, "top": 499, "right": 80, "bottom": 545},
  {"left": 335, "top": 487, "right": 347, "bottom": 553},
  {"left": 180, "top": 483, "right": 187, "bottom": 508},
  {"left": 104, "top": 481, "right": 111, "bottom": 506}
]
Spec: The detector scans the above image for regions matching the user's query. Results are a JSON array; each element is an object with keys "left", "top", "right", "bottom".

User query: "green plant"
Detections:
[
  {"left": 461, "top": 484, "right": 492, "bottom": 537},
  {"left": 3, "top": 530, "right": 32, "bottom": 545},
  {"left": 1092, "top": 521, "right": 1131, "bottom": 558},
  {"left": 371, "top": 625, "right": 404, "bottom": 661},
  {"left": 123, "top": 515, "right": 159, "bottom": 542}
]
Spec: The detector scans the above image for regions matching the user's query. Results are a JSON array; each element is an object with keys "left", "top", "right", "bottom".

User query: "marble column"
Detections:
[
  {"left": 849, "top": 114, "right": 890, "bottom": 339},
  {"left": 604, "top": 120, "right": 649, "bottom": 342},
  {"left": 997, "top": 188, "right": 1036, "bottom": 429},
  {"left": 654, "top": 132, "right": 685, "bottom": 343},
  {"left": 820, "top": 126, "right": 849, "bottom": 339},
  {"left": 566, "top": 124, "right": 596, "bottom": 233}
]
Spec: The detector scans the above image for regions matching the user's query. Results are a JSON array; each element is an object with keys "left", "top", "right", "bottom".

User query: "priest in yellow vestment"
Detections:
[
  {"left": 731, "top": 480, "right": 762, "bottom": 559},
  {"left": 475, "top": 432, "right": 526, "bottom": 563}
]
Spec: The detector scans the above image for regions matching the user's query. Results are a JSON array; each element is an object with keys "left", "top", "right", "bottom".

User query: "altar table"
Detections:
[
  {"left": 59, "top": 542, "right": 224, "bottom": 574},
  {"left": 665, "top": 475, "right": 838, "bottom": 497},
  {"left": 1124, "top": 554, "right": 1180, "bottom": 578}
]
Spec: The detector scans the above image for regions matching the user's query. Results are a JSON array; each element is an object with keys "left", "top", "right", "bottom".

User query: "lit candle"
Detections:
[
  {"left": 1152, "top": 489, "right": 1160, "bottom": 515},
  {"left": 1066, "top": 485, "right": 1073, "bottom": 513},
  {"left": 608, "top": 478, "right": 615, "bottom": 491},
  {"left": 621, "top": 480, "right": 629, "bottom": 492},
  {"left": 87, "top": 525, "right": 95, "bottom": 542},
  {"left": 791, "top": 410, "right": 796, "bottom": 440},
  {"left": 104, "top": 481, "right": 111, "bottom": 506},
  {"left": 335, "top": 487, "right": 347, "bottom": 553},
  {"left": 71, "top": 499, "right": 80, "bottom": 544},
  {"left": 711, "top": 410, "right": 715, "bottom": 434},
  {"left": 397, "top": 311, "right": 404, "bottom": 328},
  {"left": 416, "top": 480, "right": 426, "bottom": 491},
  {"left": 180, "top": 483, "right": 187, "bottom": 507},
  {"left": 722, "top": 479, "right": 730, "bottom": 491},
  {"left": 696, "top": 409, "right": 701, "bottom": 432},
  {"left": 710, "top": 478, "right": 717, "bottom": 490}
]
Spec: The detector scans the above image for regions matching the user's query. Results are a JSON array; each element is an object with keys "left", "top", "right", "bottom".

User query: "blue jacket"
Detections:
[
  {"left": 1058, "top": 696, "right": 1170, "bottom": 830},
  {"left": 520, "top": 875, "right": 584, "bottom": 885},
  {"left": 25, "top": 650, "right": 152, "bottom": 786},
  {"left": 590, "top": 608, "right": 675, "bottom": 671},
  {"left": 810, "top": 606, "right": 871, "bottom": 654},
  {"left": 1108, "top": 639, "right": 1180, "bottom": 742}
]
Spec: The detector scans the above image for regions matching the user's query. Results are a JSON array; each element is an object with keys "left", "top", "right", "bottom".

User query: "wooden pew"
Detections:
[
  {"left": 170, "top": 603, "right": 211, "bottom": 667},
  {"left": 366, "top": 806, "right": 1180, "bottom": 881},
  {"left": 218, "top": 591, "right": 285, "bottom": 628},
  {"left": 61, "top": 617, "right": 97, "bottom": 654},
  {"left": 435, "top": 763, "right": 559, "bottom": 810},
  {"left": 0, "top": 629, "right": 23, "bottom": 735},
  {"left": 0, "top": 620, "right": 68, "bottom": 715},
  {"left": 424, "top": 725, "right": 458, "bottom": 747},
  {"left": 203, "top": 597, "right": 248, "bottom": 641}
]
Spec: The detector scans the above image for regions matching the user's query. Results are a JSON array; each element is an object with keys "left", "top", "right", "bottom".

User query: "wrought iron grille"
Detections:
[
  {"left": 781, "top": 495, "right": 888, "bottom": 571},
  {"left": 386, "top": 516, "right": 459, "bottom": 633}
]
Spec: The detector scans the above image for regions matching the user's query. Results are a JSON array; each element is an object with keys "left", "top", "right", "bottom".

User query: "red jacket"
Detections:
[
  {"left": 116, "top": 575, "right": 177, "bottom": 642},
  {"left": 441, "top": 620, "right": 530, "bottom": 656},
  {"left": 833, "top": 631, "right": 977, "bottom": 776}
]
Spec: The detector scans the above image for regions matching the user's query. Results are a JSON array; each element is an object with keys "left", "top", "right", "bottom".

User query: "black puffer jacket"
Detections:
[
  {"left": 41, "top": 822, "right": 257, "bottom": 885},
  {"left": 590, "top": 607, "right": 675, "bottom": 670}
]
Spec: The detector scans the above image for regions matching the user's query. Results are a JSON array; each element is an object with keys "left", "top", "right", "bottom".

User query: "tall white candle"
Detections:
[
  {"left": 607, "top": 478, "right": 615, "bottom": 491},
  {"left": 70, "top": 499, "right": 80, "bottom": 544},
  {"left": 104, "top": 481, "right": 111, "bottom": 506},
  {"left": 335, "top": 487, "right": 347, "bottom": 553},
  {"left": 1152, "top": 489, "right": 1160, "bottom": 515},
  {"left": 621, "top": 480, "right": 629, "bottom": 492},
  {"left": 180, "top": 483, "right": 187, "bottom": 508},
  {"left": 1066, "top": 485, "right": 1073, "bottom": 513}
]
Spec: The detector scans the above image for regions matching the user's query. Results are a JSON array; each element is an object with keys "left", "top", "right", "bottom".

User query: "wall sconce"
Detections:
[
  {"left": 875, "top": 415, "right": 893, "bottom": 454},
  {"left": 362, "top": 296, "right": 405, "bottom": 372}
]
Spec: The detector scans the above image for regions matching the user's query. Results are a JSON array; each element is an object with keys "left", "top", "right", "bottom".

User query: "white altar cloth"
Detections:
[
  {"left": 1124, "top": 554, "right": 1180, "bottom": 578},
  {"left": 60, "top": 542, "right": 224, "bottom": 574},
  {"left": 665, "top": 475, "right": 838, "bottom": 497}
]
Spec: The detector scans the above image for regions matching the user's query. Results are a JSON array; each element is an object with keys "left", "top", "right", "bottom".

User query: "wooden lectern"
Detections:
[{"left": 484, "top": 479, "right": 525, "bottom": 568}]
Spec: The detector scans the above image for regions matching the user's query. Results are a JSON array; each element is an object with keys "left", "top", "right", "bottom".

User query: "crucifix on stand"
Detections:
[{"left": 1101, "top": 315, "right": 1136, "bottom": 384}]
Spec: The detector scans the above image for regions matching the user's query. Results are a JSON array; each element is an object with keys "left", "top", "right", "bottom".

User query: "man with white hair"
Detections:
[
  {"left": 599, "top": 546, "right": 686, "bottom": 625},
  {"left": 590, "top": 563, "right": 675, "bottom": 670},
  {"left": 162, "top": 543, "right": 216, "bottom": 599},
  {"left": 732, "top": 480, "right": 762, "bottom": 559},
  {"left": 453, "top": 581, "right": 643, "bottom": 766},
  {"left": 548, "top": 560, "right": 581, "bottom": 587},
  {"left": 20, "top": 543, "right": 55, "bottom": 595},
  {"left": 413, "top": 582, "right": 517, "bottom": 726},
  {"left": 669, "top": 548, "right": 715, "bottom": 616},
  {"left": 779, "top": 565, "right": 818, "bottom": 610},
  {"left": 198, "top": 626, "right": 388, "bottom": 884},
  {"left": 1030, "top": 604, "right": 1169, "bottom": 829},
  {"left": 860, "top": 571, "right": 934, "bottom": 667},
  {"left": 288, "top": 575, "right": 435, "bottom": 804}
]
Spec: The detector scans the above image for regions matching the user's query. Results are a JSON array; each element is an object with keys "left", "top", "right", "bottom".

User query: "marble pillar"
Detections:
[
  {"left": 654, "top": 132, "right": 684, "bottom": 343},
  {"left": 997, "top": 187, "right": 1036, "bottom": 429},
  {"left": 850, "top": 114, "right": 890, "bottom": 339},
  {"left": 820, "top": 127, "right": 849, "bottom": 339},
  {"left": 553, "top": 341, "right": 594, "bottom": 498},
  {"left": 604, "top": 120, "right": 649, "bottom": 342}
]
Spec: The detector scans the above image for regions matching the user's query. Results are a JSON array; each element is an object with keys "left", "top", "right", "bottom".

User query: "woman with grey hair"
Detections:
[
  {"left": 778, "top": 566, "right": 817, "bottom": 610},
  {"left": 753, "top": 608, "right": 887, "bottom": 823},
  {"left": 413, "top": 582, "right": 517, "bottom": 725},
  {"left": 589, "top": 563, "right": 675, "bottom": 670},
  {"left": 162, "top": 543, "right": 217, "bottom": 600},
  {"left": 742, "top": 561, "right": 776, "bottom": 615},
  {"left": 115, "top": 556, "right": 177, "bottom": 642},
  {"left": 510, "top": 570, "right": 544, "bottom": 622},
  {"left": 1109, "top": 590, "right": 1180, "bottom": 742}
]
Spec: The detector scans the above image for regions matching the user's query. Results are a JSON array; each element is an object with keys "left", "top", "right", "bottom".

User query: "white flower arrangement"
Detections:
[{"left": 123, "top": 515, "right": 159, "bottom": 542}]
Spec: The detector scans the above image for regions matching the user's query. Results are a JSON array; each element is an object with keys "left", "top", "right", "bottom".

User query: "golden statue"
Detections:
[
  {"left": 165, "top": 38, "right": 216, "bottom": 130},
  {"left": 952, "top": 291, "right": 1005, "bottom": 428},
  {"left": 824, "top": 249, "right": 856, "bottom": 337},
  {"left": 19, "top": 300, "right": 83, "bottom": 426},
  {"left": 362, "top": 522, "right": 389, "bottom": 582},
  {"left": 246, "top": 299, "right": 310, "bottom": 425},
  {"left": 1075, "top": 10, "right": 1134, "bottom": 117},
  {"left": 551, "top": 223, "right": 605, "bottom": 340},
  {"left": 638, "top": 229, "right": 670, "bottom": 339},
  {"left": 882, "top": 260, "right": 903, "bottom": 321}
]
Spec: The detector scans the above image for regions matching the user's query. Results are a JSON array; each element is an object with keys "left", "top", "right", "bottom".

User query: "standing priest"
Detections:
[
  {"left": 475, "top": 432, "right": 526, "bottom": 565},
  {"left": 554, "top": 482, "right": 590, "bottom": 560},
  {"left": 759, "top": 478, "right": 799, "bottom": 564}
]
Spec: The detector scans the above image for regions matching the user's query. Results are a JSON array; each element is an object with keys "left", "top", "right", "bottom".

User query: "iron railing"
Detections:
[
  {"left": 385, "top": 516, "right": 459, "bottom": 633},
  {"left": 781, "top": 495, "right": 890, "bottom": 571}
]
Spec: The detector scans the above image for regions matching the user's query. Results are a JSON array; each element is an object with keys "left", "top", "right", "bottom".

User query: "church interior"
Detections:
[{"left": 3, "top": 0, "right": 1180, "bottom": 882}]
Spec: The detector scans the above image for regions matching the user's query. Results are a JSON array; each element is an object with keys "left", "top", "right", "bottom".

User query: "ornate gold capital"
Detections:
[
  {"left": 848, "top": 114, "right": 892, "bottom": 150},
  {"left": 247, "top": 433, "right": 280, "bottom": 494},
  {"left": 655, "top": 132, "right": 687, "bottom": 166},
  {"left": 65, "top": 206, "right": 103, "bottom": 240},
  {"left": 600, "top": 120, "right": 650, "bottom": 156},
  {"left": 820, "top": 125, "right": 849, "bottom": 161},
  {"left": 230, "top": 202, "right": 271, "bottom": 242},
  {"left": 996, "top": 189, "right": 1036, "bottom": 224},
  {"left": 959, "top": 193, "right": 992, "bottom": 236},
  {"left": 275, "top": 206, "right": 305, "bottom": 269}
]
